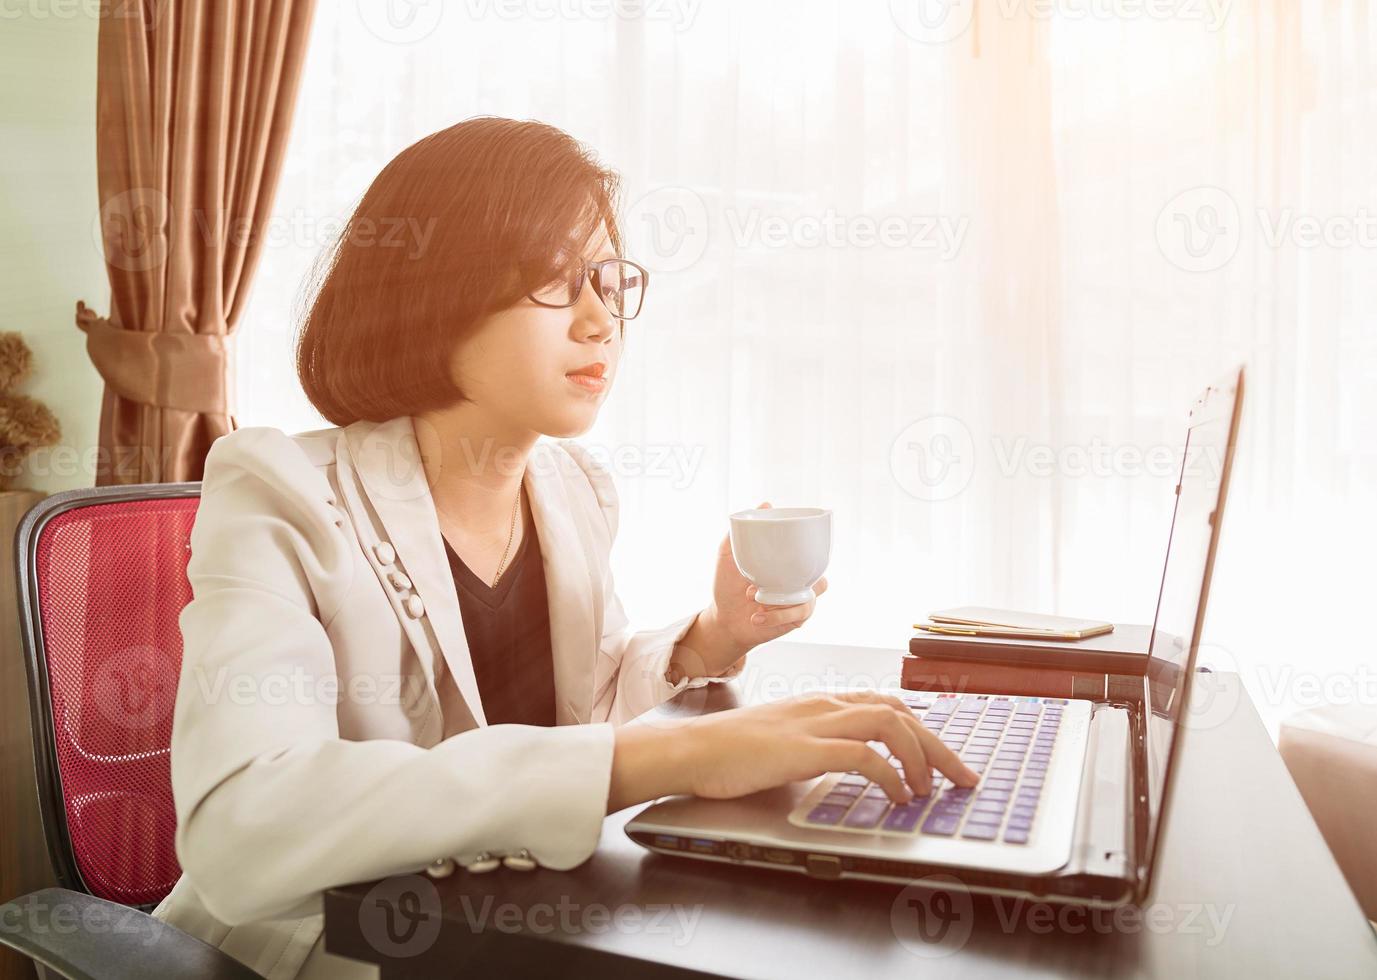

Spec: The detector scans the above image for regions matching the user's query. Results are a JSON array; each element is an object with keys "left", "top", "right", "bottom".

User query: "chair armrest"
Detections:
[
  {"left": 0, "top": 888, "right": 263, "bottom": 980},
  {"left": 1279, "top": 705, "right": 1377, "bottom": 921}
]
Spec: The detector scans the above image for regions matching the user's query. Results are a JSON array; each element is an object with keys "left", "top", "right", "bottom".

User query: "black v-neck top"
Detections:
[{"left": 443, "top": 517, "right": 557, "bottom": 727}]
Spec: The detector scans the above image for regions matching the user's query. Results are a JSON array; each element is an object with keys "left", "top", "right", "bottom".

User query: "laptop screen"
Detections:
[{"left": 1137, "top": 367, "right": 1244, "bottom": 894}]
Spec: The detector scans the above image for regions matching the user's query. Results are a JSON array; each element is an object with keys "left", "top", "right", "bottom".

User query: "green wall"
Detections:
[{"left": 0, "top": 5, "right": 108, "bottom": 493}]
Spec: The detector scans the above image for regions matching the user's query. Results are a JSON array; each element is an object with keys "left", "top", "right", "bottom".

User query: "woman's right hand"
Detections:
[{"left": 607, "top": 691, "right": 980, "bottom": 813}]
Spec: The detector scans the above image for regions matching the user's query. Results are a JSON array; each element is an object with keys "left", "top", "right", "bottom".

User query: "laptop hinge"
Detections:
[{"left": 1063, "top": 702, "right": 1135, "bottom": 884}]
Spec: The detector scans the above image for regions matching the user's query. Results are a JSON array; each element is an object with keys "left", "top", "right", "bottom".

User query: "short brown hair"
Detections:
[{"left": 295, "top": 117, "right": 623, "bottom": 427}]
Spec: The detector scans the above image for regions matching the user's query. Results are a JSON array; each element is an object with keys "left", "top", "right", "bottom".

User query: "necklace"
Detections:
[{"left": 490, "top": 483, "right": 522, "bottom": 587}]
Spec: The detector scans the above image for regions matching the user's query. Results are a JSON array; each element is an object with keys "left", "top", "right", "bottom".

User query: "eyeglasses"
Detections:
[{"left": 527, "top": 257, "right": 650, "bottom": 320}]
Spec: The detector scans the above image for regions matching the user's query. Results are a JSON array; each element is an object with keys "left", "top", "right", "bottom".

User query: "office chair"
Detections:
[{"left": 0, "top": 484, "right": 261, "bottom": 979}]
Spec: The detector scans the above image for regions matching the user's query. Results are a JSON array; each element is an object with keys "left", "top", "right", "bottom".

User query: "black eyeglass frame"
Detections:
[{"left": 527, "top": 257, "right": 651, "bottom": 320}]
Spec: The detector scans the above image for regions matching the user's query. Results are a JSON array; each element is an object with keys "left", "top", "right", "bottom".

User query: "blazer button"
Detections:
[
  {"left": 374, "top": 542, "right": 396, "bottom": 565},
  {"left": 405, "top": 594, "right": 425, "bottom": 618},
  {"left": 465, "top": 852, "right": 501, "bottom": 874},
  {"left": 389, "top": 571, "right": 412, "bottom": 591},
  {"left": 424, "top": 857, "right": 456, "bottom": 879}
]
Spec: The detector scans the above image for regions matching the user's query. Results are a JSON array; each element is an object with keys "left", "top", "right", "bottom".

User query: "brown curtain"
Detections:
[{"left": 78, "top": 0, "right": 317, "bottom": 484}]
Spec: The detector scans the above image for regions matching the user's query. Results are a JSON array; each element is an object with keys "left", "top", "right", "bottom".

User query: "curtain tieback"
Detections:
[{"left": 75, "top": 300, "right": 233, "bottom": 415}]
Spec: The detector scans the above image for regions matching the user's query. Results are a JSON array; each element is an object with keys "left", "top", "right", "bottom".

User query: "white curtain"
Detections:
[{"left": 238, "top": 0, "right": 1377, "bottom": 736}]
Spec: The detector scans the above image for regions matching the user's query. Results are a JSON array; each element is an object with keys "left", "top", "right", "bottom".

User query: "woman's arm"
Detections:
[
  {"left": 667, "top": 607, "right": 747, "bottom": 684},
  {"left": 607, "top": 692, "right": 982, "bottom": 812}
]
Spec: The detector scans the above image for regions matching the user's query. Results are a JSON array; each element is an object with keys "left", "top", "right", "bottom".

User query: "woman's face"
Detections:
[{"left": 448, "top": 223, "right": 622, "bottom": 439}]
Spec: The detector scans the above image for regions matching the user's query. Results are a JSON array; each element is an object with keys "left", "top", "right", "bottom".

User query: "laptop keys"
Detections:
[
  {"left": 961, "top": 821, "right": 999, "bottom": 840},
  {"left": 883, "top": 798, "right": 930, "bottom": 832},
  {"left": 920, "top": 813, "right": 963, "bottom": 836},
  {"left": 800, "top": 693, "right": 1063, "bottom": 842},
  {"left": 843, "top": 798, "right": 891, "bottom": 829},
  {"left": 806, "top": 803, "right": 850, "bottom": 825}
]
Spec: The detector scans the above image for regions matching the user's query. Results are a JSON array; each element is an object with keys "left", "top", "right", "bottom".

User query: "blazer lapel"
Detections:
[
  {"left": 339, "top": 416, "right": 487, "bottom": 728},
  {"left": 524, "top": 444, "right": 600, "bottom": 725},
  {"left": 338, "top": 419, "right": 602, "bottom": 729}
]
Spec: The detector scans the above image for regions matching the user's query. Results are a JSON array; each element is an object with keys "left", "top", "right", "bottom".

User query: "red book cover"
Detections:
[
  {"left": 902, "top": 655, "right": 1089, "bottom": 698},
  {"left": 901, "top": 655, "right": 1145, "bottom": 702}
]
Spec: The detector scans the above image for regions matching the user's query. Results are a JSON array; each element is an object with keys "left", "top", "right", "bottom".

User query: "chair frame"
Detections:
[
  {"left": 13, "top": 482, "right": 201, "bottom": 909},
  {"left": 3, "top": 481, "right": 269, "bottom": 978}
]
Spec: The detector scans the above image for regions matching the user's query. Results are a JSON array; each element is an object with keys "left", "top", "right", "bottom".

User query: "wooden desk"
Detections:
[{"left": 323, "top": 641, "right": 1377, "bottom": 978}]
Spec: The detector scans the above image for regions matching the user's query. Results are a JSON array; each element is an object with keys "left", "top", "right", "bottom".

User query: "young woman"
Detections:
[{"left": 151, "top": 117, "right": 975, "bottom": 980}]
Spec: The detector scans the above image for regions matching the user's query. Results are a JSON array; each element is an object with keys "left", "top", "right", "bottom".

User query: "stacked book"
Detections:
[{"left": 903, "top": 607, "right": 1153, "bottom": 701}]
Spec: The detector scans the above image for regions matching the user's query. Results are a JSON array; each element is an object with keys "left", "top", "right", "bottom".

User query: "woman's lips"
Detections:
[{"left": 566, "top": 372, "right": 607, "bottom": 393}]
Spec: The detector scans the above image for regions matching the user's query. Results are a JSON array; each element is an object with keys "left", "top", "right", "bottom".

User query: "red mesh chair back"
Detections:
[{"left": 16, "top": 484, "right": 201, "bottom": 910}]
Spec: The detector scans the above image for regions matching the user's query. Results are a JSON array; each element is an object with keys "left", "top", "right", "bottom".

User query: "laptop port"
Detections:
[
  {"left": 687, "top": 838, "right": 718, "bottom": 855},
  {"left": 804, "top": 853, "right": 843, "bottom": 879},
  {"left": 725, "top": 842, "right": 751, "bottom": 861},
  {"left": 761, "top": 848, "right": 795, "bottom": 865}
]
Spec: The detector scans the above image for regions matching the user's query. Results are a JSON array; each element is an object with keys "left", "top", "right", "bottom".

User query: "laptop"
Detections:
[{"left": 626, "top": 366, "right": 1245, "bottom": 907}]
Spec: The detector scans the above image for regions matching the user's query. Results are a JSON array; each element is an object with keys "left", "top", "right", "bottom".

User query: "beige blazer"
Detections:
[{"left": 150, "top": 416, "right": 742, "bottom": 980}]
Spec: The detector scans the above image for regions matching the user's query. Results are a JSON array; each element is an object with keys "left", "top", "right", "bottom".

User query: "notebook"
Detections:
[{"left": 916, "top": 606, "right": 1116, "bottom": 641}]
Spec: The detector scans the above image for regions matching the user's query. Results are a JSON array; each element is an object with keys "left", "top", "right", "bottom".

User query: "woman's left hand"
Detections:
[{"left": 703, "top": 501, "right": 829, "bottom": 663}]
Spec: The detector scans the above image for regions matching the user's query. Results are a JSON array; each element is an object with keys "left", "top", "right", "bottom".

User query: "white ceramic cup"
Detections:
[{"left": 728, "top": 507, "right": 832, "bottom": 606}]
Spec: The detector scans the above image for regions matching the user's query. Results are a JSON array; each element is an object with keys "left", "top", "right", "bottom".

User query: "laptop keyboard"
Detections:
[{"left": 800, "top": 692, "right": 1067, "bottom": 845}]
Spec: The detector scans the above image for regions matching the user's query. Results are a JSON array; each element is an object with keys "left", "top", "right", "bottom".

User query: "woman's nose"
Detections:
[{"left": 573, "top": 277, "right": 617, "bottom": 343}]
